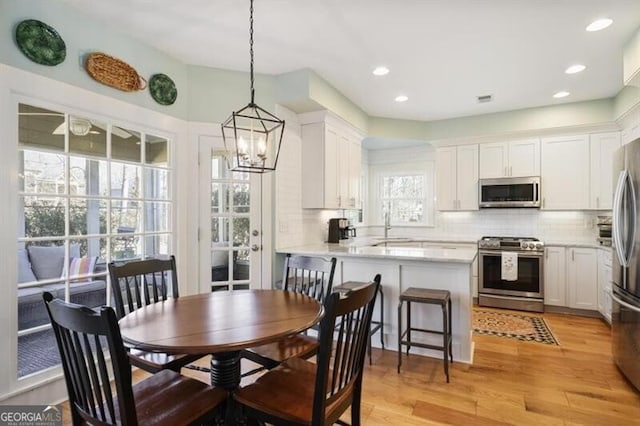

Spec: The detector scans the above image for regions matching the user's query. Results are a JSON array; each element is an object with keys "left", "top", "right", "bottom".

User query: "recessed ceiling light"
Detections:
[
  {"left": 586, "top": 18, "right": 613, "bottom": 32},
  {"left": 565, "top": 64, "right": 586, "bottom": 74},
  {"left": 553, "top": 91, "right": 570, "bottom": 99},
  {"left": 372, "top": 66, "right": 390, "bottom": 76},
  {"left": 395, "top": 95, "right": 408, "bottom": 102}
]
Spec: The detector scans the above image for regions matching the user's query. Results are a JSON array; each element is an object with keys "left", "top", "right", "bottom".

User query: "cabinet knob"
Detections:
[{"left": 251, "top": 244, "right": 260, "bottom": 252}]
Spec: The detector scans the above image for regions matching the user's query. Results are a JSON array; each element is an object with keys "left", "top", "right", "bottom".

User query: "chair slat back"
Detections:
[
  {"left": 43, "top": 292, "right": 136, "bottom": 426},
  {"left": 312, "top": 275, "right": 380, "bottom": 425},
  {"left": 282, "top": 255, "right": 336, "bottom": 303},
  {"left": 108, "top": 256, "right": 178, "bottom": 319}
]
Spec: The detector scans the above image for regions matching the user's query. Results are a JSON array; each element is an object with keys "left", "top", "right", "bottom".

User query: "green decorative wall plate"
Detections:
[
  {"left": 149, "top": 73, "right": 178, "bottom": 106},
  {"left": 15, "top": 19, "right": 66, "bottom": 66}
]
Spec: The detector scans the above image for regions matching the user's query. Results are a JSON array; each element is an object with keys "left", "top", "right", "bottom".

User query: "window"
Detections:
[
  {"left": 16, "top": 103, "right": 173, "bottom": 378},
  {"left": 369, "top": 159, "right": 435, "bottom": 226},
  {"left": 380, "top": 175, "right": 425, "bottom": 223}
]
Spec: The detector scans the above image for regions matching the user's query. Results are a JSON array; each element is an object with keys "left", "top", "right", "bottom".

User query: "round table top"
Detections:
[{"left": 118, "top": 289, "right": 323, "bottom": 355}]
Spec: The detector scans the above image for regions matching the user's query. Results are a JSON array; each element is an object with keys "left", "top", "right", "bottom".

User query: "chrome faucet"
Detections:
[{"left": 384, "top": 212, "right": 391, "bottom": 239}]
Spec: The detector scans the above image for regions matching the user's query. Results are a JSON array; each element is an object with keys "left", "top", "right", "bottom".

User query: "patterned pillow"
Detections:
[{"left": 65, "top": 256, "right": 98, "bottom": 282}]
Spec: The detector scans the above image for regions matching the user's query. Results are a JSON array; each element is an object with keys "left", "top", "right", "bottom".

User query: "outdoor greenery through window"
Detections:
[
  {"left": 380, "top": 175, "right": 425, "bottom": 223},
  {"left": 16, "top": 103, "right": 172, "bottom": 378}
]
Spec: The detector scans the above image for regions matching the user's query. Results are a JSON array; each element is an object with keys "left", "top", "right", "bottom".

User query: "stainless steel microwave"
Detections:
[{"left": 479, "top": 176, "right": 541, "bottom": 208}]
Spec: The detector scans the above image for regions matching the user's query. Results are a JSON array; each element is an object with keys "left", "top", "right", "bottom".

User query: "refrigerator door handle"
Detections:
[
  {"left": 625, "top": 171, "right": 637, "bottom": 265},
  {"left": 613, "top": 170, "right": 628, "bottom": 267},
  {"left": 611, "top": 290, "right": 640, "bottom": 313}
]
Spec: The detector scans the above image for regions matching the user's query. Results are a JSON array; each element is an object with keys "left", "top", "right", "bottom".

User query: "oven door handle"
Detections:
[{"left": 478, "top": 250, "right": 544, "bottom": 258}]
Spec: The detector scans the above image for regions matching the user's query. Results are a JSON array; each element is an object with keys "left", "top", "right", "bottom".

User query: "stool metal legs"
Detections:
[{"left": 397, "top": 297, "right": 452, "bottom": 382}]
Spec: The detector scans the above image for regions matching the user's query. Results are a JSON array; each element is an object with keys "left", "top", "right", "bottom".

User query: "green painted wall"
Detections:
[
  {"left": 613, "top": 85, "right": 640, "bottom": 120},
  {"left": 0, "top": 0, "right": 189, "bottom": 119},
  {"left": 1, "top": 0, "right": 637, "bottom": 140},
  {"left": 187, "top": 65, "right": 277, "bottom": 123}
]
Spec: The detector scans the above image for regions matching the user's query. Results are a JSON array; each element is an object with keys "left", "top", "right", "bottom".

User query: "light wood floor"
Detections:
[{"left": 62, "top": 309, "right": 640, "bottom": 425}]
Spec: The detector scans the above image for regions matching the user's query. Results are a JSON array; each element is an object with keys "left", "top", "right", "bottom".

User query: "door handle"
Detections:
[
  {"left": 572, "top": 249, "right": 575, "bottom": 261},
  {"left": 251, "top": 244, "right": 260, "bottom": 252},
  {"left": 509, "top": 166, "right": 512, "bottom": 176},
  {"left": 504, "top": 166, "right": 507, "bottom": 177},
  {"left": 613, "top": 171, "right": 628, "bottom": 267},
  {"left": 611, "top": 290, "right": 640, "bottom": 313}
]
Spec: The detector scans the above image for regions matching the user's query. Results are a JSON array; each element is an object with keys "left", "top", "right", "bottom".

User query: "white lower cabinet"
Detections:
[
  {"left": 545, "top": 246, "right": 603, "bottom": 313},
  {"left": 597, "top": 248, "right": 613, "bottom": 323},
  {"left": 566, "top": 247, "right": 598, "bottom": 310},
  {"left": 544, "top": 246, "right": 566, "bottom": 306}
]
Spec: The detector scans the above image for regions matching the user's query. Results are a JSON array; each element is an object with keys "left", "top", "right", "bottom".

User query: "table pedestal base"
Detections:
[{"left": 210, "top": 351, "right": 241, "bottom": 390}]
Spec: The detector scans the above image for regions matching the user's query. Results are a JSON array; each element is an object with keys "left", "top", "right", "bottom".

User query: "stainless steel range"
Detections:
[{"left": 478, "top": 236, "right": 545, "bottom": 312}]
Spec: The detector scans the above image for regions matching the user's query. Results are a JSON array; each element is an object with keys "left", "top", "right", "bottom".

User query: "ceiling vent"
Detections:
[{"left": 477, "top": 94, "right": 493, "bottom": 103}]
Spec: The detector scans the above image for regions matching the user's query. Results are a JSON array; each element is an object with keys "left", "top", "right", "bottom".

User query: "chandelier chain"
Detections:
[{"left": 249, "top": 0, "right": 255, "bottom": 104}]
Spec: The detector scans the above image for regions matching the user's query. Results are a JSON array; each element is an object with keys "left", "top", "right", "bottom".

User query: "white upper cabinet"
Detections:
[
  {"left": 541, "top": 135, "right": 590, "bottom": 210},
  {"left": 436, "top": 144, "right": 478, "bottom": 211},
  {"left": 479, "top": 138, "right": 540, "bottom": 178},
  {"left": 589, "top": 132, "right": 621, "bottom": 210},
  {"left": 301, "top": 113, "right": 362, "bottom": 209}
]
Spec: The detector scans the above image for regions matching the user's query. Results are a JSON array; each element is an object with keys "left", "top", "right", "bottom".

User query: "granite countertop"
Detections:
[{"left": 277, "top": 243, "right": 477, "bottom": 264}]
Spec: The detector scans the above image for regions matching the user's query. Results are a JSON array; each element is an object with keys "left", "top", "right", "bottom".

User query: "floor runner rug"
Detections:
[{"left": 473, "top": 308, "right": 558, "bottom": 345}]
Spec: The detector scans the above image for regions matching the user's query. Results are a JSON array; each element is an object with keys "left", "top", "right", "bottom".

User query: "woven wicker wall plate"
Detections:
[{"left": 85, "top": 53, "right": 147, "bottom": 92}]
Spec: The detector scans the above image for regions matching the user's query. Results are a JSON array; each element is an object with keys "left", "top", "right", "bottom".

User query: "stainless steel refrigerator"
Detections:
[{"left": 612, "top": 137, "right": 640, "bottom": 392}]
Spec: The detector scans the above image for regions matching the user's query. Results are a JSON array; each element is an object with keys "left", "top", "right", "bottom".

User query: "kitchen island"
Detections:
[{"left": 277, "top": 242, "right": 477, "bottom": 364}]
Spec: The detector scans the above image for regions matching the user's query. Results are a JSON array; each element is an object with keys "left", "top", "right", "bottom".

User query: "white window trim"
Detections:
[
  {"left": 368, "top": 161, "right": 436, "bottom": 227},
  {"left": 0, "top": 64, "right": 188, "bottom": 403}
]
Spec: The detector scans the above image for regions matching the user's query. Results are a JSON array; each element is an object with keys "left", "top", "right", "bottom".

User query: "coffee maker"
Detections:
[{"left": 328, "top": 218, "right": 354, "bottom": 243}]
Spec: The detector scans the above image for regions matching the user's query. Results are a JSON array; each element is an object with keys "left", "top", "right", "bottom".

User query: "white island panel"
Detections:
[{"left": 279, "top": 244, "right": 477, "bottom": 364}]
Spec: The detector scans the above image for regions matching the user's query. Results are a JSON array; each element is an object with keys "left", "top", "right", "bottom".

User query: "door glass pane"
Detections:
[
  {"left": 22, "top": 196, "right": 66, "bottom": 238},
  {"left": 233, "top": 183, "right": 250, "bottom": 213},
  {"left": 69, "top": 198, "right": 107, "bottom": 235},
  {"left": 18, "top": 104, "right": 65, "bottom": 152},
  {"left": 111, "top": 235, "right": 141, "bottom": 261},
  {"left": 146, "top": 135, "right": 168, "bottom": 166},
  {"left": 145, "top": 202, "right": 171, "bottom": 232},
  {"left": 209, "top": 151, "right": 252, "bottom": 291},
  {"left": 111, "top": 200, "right": 141, "bottom": 234},
  {"left": 144, "top": 234, "right": 171, "bottom": 257},
  {"left": 212, "top": 217, "right": 229, "bottom": 244},
  {"left": 111, "top": 128, "right": 141, "bottom": 162},
  {"left": 69, "top": 117, "right": 107, "bottom": 157},
  {"left": 233, "top": 217, "right": 250, "bottom": 247},
  {"left": 111, "top": 163, "right": 141, "bottom": 199},
  {"left": 20, "top": 151, "right": 66, "bottom": 194},
  {"left": 70, "top": 157, "right": 108, "bottom": 196},
  {"left": 212, "top": 183, "right": 230, "bottom": 213},
  {"left": 145, "top": 168, "right": 170, "bottom": 199}
]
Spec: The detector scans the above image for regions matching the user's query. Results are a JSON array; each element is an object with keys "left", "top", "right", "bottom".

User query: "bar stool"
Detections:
[
  {"left": 332, "top": 274, "right": 383, "bottom": 364},
  {"left": 397, "top": 287, "right": 452, "bottom": 382}
]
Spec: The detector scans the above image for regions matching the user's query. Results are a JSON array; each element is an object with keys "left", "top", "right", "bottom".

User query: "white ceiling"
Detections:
[{"left": 62, "top": 0, "right": 640, "bottom": 122}]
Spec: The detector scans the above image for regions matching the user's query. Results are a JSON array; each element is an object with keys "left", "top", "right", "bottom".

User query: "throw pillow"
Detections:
[
  {"left": 67, "top": 256, "right": 98, "bottom": 282},
  {"left": 17, "top": 248, "right": 37, "bottom": 283},
  {"left": 28, "top": 244, "right": 81, "bottom": 280}
]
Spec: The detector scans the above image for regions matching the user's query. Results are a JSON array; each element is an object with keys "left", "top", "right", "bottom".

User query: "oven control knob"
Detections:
[
  {"left": 535, "top": 243, "right": 542, "bottom": 249},
  {"left": 522, "top": 242, "right": 529, "bottom": 249}
]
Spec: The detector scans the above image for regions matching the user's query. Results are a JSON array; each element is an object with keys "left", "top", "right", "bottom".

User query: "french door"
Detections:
[{"left": 198, "top": 135, "right": 268, "bottom": 292}]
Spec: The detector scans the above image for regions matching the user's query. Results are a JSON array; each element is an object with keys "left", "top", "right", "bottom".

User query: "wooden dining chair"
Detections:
[
  {"left": 241, "top": 254, "right": 336, "bottom": 372},
  {"left": 42, "top": 292, "right": 226, "bottom": 426},
  {"left": 108, "top": 256, "right": 203, "bottom": 373},
  {"left": 234, "top": 281, "right": 380, "bottom": 425}
]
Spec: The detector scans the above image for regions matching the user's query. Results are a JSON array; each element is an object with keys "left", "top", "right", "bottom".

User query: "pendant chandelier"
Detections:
[{"left": 222, "top": 0, "right": 285, "bottom": 173}]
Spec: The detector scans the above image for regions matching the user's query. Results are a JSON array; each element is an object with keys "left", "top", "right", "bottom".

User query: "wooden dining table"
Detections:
[{"left": 118, "top": 289, "right": 323, "bottom": 392}]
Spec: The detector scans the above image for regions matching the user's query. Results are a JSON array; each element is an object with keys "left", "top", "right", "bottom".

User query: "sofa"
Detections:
[{"left": 18, "top": 245, "right": 106, "bottom": 331}]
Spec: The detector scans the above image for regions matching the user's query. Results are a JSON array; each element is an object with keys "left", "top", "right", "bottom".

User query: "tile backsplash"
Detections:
[{"left": 358, "top": 209, "right": 602, "bottom": 244}]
